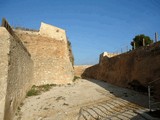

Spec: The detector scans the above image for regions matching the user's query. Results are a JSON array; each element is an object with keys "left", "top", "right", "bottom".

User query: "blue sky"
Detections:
[{"left": 0, "top": 0, "right": 160, "bottom": 65}]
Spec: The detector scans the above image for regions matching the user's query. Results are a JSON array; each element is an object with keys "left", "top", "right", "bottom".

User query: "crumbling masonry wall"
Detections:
[
  {"left": 14, "top": 22, "right": 74, "bottom": 85},
  {"left": 0, "top": 23, "right": 33, "bottom": 119},
  {"left": 83, "top": 43, "right": 160, "bottom": 99}
]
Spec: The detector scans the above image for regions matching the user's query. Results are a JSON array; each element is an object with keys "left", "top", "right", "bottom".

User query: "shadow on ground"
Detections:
[
  {"left": 79, "top": 79, "right": 160, "bottom": 120},
  {"left": 83, "top": 78, "right": 149, "bottom": 108}
]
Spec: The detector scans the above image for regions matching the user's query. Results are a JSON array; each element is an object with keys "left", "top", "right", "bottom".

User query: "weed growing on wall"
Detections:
[{"left": 67, "top": 38, "right": 74, "bottom": 66}]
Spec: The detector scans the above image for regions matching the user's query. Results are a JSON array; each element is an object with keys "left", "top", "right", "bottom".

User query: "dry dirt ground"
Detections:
[{"left": 14, "top": 79, "right": 158, "bottom": 120}]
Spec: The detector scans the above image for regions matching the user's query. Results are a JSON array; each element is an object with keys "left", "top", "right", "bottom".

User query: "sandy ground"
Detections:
[{"left": 14, "top": 79, "right": 155, "bottom": 120}]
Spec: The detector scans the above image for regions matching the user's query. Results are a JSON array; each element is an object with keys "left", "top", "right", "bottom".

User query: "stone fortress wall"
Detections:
[
  {"left": 74, "top": 65, "right": 92, "bottom": 77},
  {"left": 14, "top": 22, "right": 74, "bottom": 85},
  {"left": 39, "top": 22, "right": 67, "bottom": 41},
  {"left": 0, "top": 18, "right": 74, "bottom": 120},
  {"left": 99, "top": 52, "right": 119, "bottom": 64},
  {"left": 0, "top": 19, "right": 33, "bottom": 120},
  {"left": 82, "top": 42, "right": 160, "bottom": 100}
]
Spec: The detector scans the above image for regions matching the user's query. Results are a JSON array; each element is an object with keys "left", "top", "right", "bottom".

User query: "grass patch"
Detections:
[
  {"left": 26, "top": 86, "right": 40, "bottom": 97},
  {"left": 26, "top": 84, "right": 57, "bottom": 97},
  {"left": 73, "top": 76, "right": 80, "bottom": 82}
]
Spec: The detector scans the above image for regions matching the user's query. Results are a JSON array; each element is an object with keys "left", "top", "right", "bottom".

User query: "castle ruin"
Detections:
[{"left": 0, "top": 18, "right": 74, "bottom": 120}]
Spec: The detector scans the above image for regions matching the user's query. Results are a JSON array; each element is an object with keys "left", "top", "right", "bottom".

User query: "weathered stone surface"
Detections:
[
  {"left": 99, "top": 52, "right": 119, "bottom": 64},
  {"left": 0, "top": 27, "right": 10, "bottom": 120},
  {"left": 39, "top": 22, "right": 67, "bottom": 41},
  {"left": 0, "top": 19, "right": 73, "bottom": 119},
  {"left": 74, "top": 65, "right": 92, "bottom": 77},
  {"left": 83, "top": 42, "right": 160, "bottom": 99},
  {"left": 14, "top": 27, "right": 74, "bottom": 85},
  {"left": 0, "top": 27, "right": 33, "bottom": 120}
]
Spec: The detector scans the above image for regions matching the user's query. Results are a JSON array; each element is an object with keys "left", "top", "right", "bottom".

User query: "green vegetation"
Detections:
[
  {"left": 73, "top": 76, "right": 80, "bottom": 82},
  {"left": 131, "top": 34, "right": 153, "bottom": 49},
  {"left": 67, "top": 38, "right": 74, "bottom": 66},
  {"left": 26, "top": 84, "right": 57, "bottom": 97},
  {"left": 26, "top": 86, "right": 40, "bottom": 97}
]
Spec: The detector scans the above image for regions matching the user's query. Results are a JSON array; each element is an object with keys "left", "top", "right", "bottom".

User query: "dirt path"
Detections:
[{"left": 14, "top": 79, "right": 152, "bottom": 120}]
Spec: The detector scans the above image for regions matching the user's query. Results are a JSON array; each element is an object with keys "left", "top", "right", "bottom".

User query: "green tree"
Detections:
[{"left": 131, "top": 34, "right": 153, "bottom": 49}]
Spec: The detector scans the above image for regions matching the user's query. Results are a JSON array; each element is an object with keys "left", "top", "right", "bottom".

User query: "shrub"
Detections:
[
  {"left": 26, "top": 84, "right": 57, "bottom": 97},
  {"left": 131, "top": 34, "right": 153, "bottom": 49},
  {"left": 26, "top": 86, "right": 40, "bottom": 97},
  {"left": 73, "top": 76, "right": 80, "bottom": 82}
]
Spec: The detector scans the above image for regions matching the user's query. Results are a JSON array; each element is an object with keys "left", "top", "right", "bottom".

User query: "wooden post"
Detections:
[
  {"left": 126, "top": 46, "right": 128, "bottom": 52},
  {"left": 155, "top": 32, "right": 158, "bottom": 42},
  {"left": 148, "top": 86, "right": 151, "bottom": 111},
  {"left": 133, "top": 42, "right": 136, "bottom": 49},
  {"left": 143, "top": 38, "right": 145, "bottom": 46}
]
